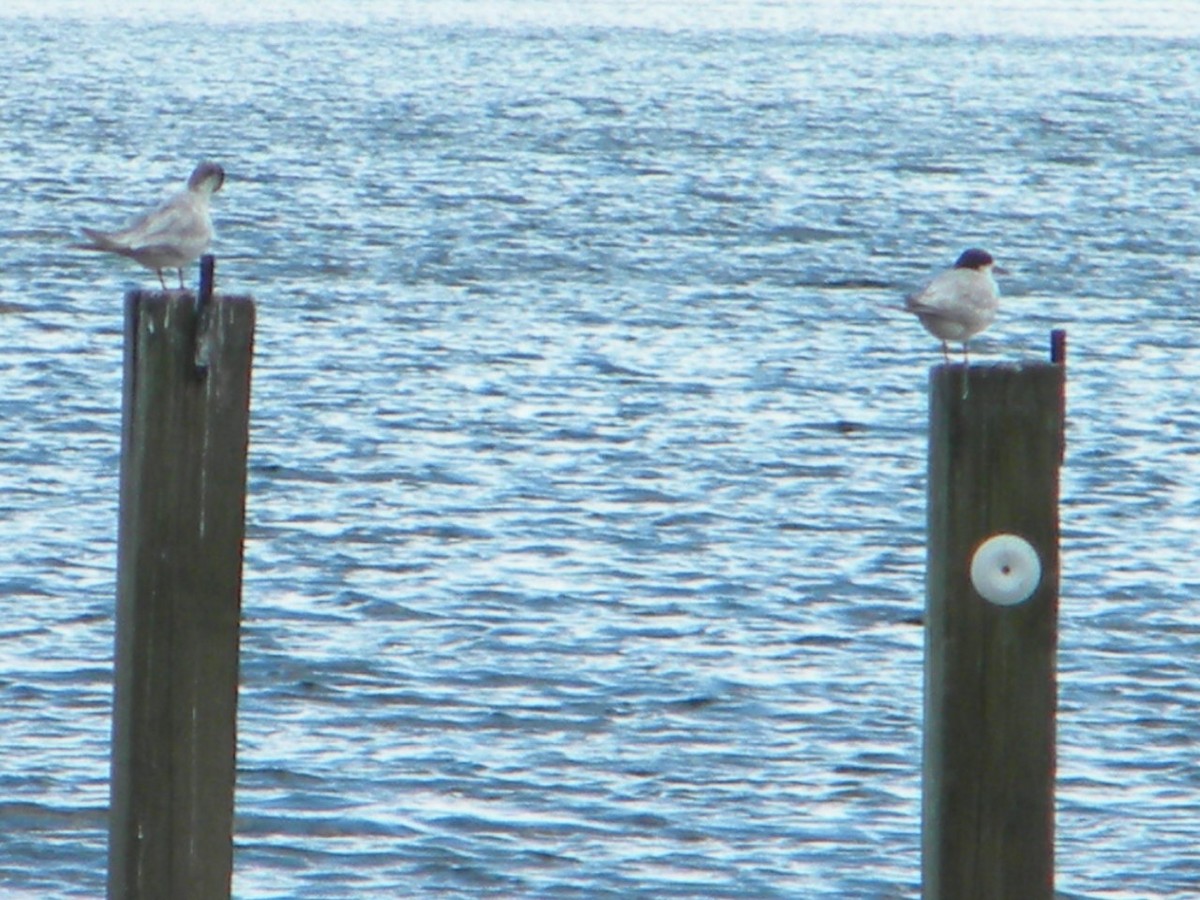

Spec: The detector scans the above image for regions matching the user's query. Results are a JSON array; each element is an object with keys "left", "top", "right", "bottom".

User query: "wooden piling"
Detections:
[
  {"left": 922, "top": 356, "right": 1065, "bottom": 900},
  {"left": 108, "top": 285, "right": 255, "bottom": 900}
]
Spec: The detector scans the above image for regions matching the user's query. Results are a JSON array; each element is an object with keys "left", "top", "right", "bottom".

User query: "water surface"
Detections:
[{"left": 1, "top": 3, "right": 1199, "bottom": 897}]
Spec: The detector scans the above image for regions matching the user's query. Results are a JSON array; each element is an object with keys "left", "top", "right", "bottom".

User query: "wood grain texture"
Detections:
[
  {"left": 922, "top": 363, "right": 1064, "bottom": 900},
  {"left": 108, "top": 290, "right": 255, "bottom": 900}
]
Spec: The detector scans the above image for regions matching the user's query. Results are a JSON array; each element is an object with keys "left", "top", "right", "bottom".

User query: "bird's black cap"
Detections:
[{"left": 953, "top": 248, "right": 994, "bottom": 269}]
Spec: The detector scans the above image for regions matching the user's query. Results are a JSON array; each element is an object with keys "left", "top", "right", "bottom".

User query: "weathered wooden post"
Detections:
[
  {"left": 922, "top": 336, "right": 1066, "bottom": 900},
  {"left": 108, "top": 259, "right": 255, "bottom": 900}
]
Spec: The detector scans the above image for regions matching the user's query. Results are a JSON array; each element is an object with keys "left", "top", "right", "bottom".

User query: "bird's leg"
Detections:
[
  {"left": 941, "top": 341, "right": 951, "bottom": 365},
  {"left": 961, "top": 344, "right": 973, "bottom": 399},
  {"left": 177, "top": 268, "right": 186, "bottom": 290},
  {"left": 156, "top": 269, "right": 167, "bottom": 290},
  {"left": 960, "top": 343, "right": 973, "bottom": 399}
]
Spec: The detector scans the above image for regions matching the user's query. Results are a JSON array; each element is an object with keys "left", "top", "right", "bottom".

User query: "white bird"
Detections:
[
  {"left": 905, "top": 248, "right": 1002, "bottom": 364},
  {"left": 76, "top": 161, "right": 225, "bottom": 290}
]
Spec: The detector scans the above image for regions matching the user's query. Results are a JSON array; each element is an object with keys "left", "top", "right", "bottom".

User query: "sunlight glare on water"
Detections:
[{"left": 0, "top": 0, "right": 1197, "bottom": 35}]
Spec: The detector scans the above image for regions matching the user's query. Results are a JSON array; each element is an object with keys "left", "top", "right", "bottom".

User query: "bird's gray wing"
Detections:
[
  {"left": 105, "top": 193, "right": 206, "bottom": 251},
  {"left": 905, "top": 275, "right": 980, "bottom": 323}
]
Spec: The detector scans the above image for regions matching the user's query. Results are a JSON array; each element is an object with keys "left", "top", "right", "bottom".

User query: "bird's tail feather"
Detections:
[{"left": 74, "top": 227, "right": 126, "bottom": 252}]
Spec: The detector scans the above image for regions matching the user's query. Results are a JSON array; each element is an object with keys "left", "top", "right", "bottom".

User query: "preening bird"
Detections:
[
  {"left": 76, "top": 161, "right": 225, "bottom": 290},
  {"left": 905, "top": 248, "right": 1002, "bottom": 364}
]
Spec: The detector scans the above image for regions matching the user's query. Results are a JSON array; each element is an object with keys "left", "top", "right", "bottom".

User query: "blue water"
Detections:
[{"left": 2, "top": 3, "right": 1199, "bottom": 897}]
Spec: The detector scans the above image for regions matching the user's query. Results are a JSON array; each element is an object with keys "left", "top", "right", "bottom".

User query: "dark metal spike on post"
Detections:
[
  {"left": 199, "top": 253, "right": 215, "bottom": 311},
  {"left": 1050, "top": 329, "right": 1068, "bottom": 464},
  {"left": 922, "top": 350, "right": 1065, "bottom": 900},
  {"left": 108, "top": 287, "right": 255, "bottom": 900},
  {"left": 1050, "top": 328, "right": 1067, "bottom": 365},
  {"left": 194, "top": 254, "right": 217, "bottom": 374}
]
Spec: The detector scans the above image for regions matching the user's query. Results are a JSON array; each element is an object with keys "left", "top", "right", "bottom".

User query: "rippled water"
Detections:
[{"left": 2, "top": 3, "right": 1199, "bottom": 898}]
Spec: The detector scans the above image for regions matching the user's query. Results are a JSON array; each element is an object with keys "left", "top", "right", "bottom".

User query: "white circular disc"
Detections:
[{"left": 969, "top": 533, "right": 1042, "bottom": 606}]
